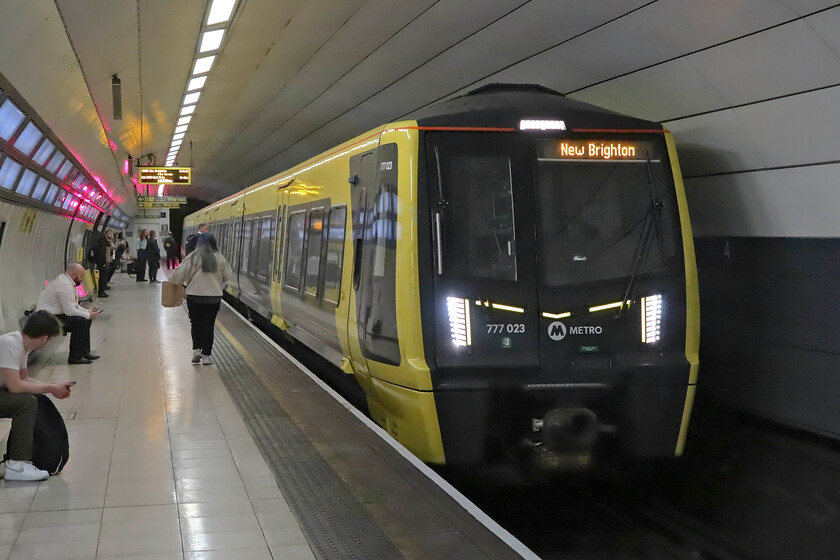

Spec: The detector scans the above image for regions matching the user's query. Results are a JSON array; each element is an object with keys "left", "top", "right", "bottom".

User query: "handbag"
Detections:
[{"left": 161, "top": 281, "right": 185, "bottom": 307}]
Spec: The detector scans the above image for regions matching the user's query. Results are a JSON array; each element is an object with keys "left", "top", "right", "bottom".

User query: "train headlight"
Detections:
[
  {"left": 446, "top": 297, "right": 472, "bottom": 347},
  {"left": 641, "top": 295, "right": 662, "bottom": 344}
]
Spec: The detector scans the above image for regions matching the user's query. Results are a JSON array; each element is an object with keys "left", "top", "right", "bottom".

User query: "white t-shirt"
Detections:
[{"left": 0, "top": 331, "right": 28, "bottom": 389}]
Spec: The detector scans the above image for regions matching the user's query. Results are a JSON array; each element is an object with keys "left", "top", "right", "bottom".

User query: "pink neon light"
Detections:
[
  {"left": 123, "top": 160, "right": 129, "bottom": 174},
  {"left": 109, "top": 140, "right": 118, "bottom": 152}
]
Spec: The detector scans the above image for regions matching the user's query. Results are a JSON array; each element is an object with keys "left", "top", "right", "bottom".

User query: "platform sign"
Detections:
[
  {"left": 138, "top": 166, "right": 191, "bottom": 185},
  {"left": 137, "top": 196, "right": 187, "bottom": 209}
]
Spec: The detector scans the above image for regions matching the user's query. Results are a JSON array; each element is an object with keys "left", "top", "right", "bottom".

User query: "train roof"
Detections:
[{"left": 405, "top": 83, "right": 662, "bottom": 132}]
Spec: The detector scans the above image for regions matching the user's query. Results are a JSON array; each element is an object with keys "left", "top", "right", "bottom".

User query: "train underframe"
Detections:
[{"left": 434, "top": 362, "right": 692, "bottom": 471}]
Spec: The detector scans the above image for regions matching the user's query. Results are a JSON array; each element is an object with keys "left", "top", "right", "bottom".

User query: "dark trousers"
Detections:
[
  {"left": 186, "top": 298, "right": 221, "bottom": 355},
  {"left": 135, "top": 250, "right": 147, "bottom": 281},
  {"left": 96, "top": 262, "right": 110, "bottom": 294},
  {"left": 148, "top": 254, "right": 160, "bottom": 282},
  {"left": 166, "top": 252, "right": 178, "bottom": 269},
  {"left": 56, "top": 314, "right": 91, "bottom": 359},
  {"left": 0, "top": 390, "right": 38, "bottom": 461}
]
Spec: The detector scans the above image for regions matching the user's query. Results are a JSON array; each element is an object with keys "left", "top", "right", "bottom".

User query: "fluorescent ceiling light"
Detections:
[
  {"left": 207, "top": 0, "right": 236, "bottom": 25},
  {"left": 175, "top": 125, "right": 188, "bottom": 134},
  {"left": 187, "top": 76, "right": 207, "bottom": 92},
  {"left": 180, "top": 105, "right": 195, "bottom": 116},
  {"left": 193, "top": 56, "right": 215, "bottom": 75},
  {"left": 171, "top": 142, "right": 182, "bottom": 149},
  {"left": 184, "top": 92, "right": 201, "bottom": 105},
  {"left": 157, "top": 185, "right": 165, "bottom": 196},
  {"left": 177, "top": 116, "right": 192, "bottom": 126},
  {"left": 200, "top": 29, "right": 224, "bottom": 52},
  {"left": 173, "top": 133, "right": 185, "bottom": 140}
]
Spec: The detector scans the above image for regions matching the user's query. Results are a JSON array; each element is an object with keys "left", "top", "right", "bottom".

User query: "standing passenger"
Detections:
[
  {"left": 147, "top": 230, "right": 161, "bottom": 283},
  {"left": 163, "top": 231, "right": 178, "bottom": 269},
  {"left": 170, "top": 234, "right": 232, "bottom": 365},
  {"left": 184, "top": 223, "right": 209, "bottom": 257},
  {"left": 135, "top": 229, "right": 148, "bottom": 282}
]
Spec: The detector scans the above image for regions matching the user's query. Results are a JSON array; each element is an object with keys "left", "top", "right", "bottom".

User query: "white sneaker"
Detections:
[
  {"left": 201, "top": 355, "right": 214, "bottom": 366},
  {"left": 191, "top": 350, "right": 202, "bottom": 364},
  {"left": 4, "top": 460, "right": 49, "bottom": 481}
]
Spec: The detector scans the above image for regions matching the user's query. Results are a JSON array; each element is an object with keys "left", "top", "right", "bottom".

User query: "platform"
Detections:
[{"left": 0, "top": 269, "right": 531, "bottom": 560}]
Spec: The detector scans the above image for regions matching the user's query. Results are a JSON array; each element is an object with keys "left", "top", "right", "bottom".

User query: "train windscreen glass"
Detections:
[
  {"left": 535, "top": 138, "right": 681, "bottom": 287},
  {"left": 430, "top": 135, "right": 518, "bottom": 282}
]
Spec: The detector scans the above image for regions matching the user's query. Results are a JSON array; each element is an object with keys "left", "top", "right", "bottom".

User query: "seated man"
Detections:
[
  {"left": 36, "top": 263, "right": 102, "bottom": 364},
  {"left": 0, "top": 310, "right": 73, "bottom": 481}
]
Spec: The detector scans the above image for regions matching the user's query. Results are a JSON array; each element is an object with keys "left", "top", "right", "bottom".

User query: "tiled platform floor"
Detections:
[{"left": 0, "top": 268, "right": 315, "bottom": 560}]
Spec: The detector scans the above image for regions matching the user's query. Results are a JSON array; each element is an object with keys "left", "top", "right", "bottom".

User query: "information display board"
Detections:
[{"left": 138, "top": 167, "right": 191, "bottom": 185}]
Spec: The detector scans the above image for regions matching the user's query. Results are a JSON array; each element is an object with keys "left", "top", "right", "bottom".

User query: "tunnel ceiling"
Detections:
[{"left": 1, "top": 0, "right": 838, "bottom": 229}]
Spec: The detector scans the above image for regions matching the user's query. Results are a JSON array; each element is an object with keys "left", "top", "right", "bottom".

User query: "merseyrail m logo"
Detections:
[{"left": 547, "top": 321, "right": 567, "bottom": 341}]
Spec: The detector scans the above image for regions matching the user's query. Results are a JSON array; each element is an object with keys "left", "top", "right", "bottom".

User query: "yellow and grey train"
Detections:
[{"left": 185, "top": 84, "right": 700, "bottom": 470}]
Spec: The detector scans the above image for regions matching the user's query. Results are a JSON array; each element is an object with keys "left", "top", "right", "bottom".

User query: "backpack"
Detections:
[
  {"left": 31, "top": 395, "right": 69, "bottom": 475},
  {"left": 185, "top": 233, "right": 199, "bottom": 256}
]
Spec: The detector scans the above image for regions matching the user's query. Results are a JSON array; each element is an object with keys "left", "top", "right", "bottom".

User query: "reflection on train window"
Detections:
[
  {"left": 32, "top": 138, "right": 55, "bottom": 166},
  {"left": 0, "top": 157, "right": 22, "bottom": 190},
  {"left": 14, "top": 122, "right": 43, "bottom": 156},
  {"left": 429, "top": 135, "right": 517, "bottom": 282},
  {"left": 14, "top": 169, "right": 37, "bottom": 197},
  {"left": 258, "top": 216, "right": 273, "bottom": 280},
  {"left": 303, "top": 208, "right": 324, "bottom": 297},
  {"left": 0, "top": 99, "right": 25, "bottom": 141},
  {"left": 241, "top": 219, "right": 252, "bottom": 273},
  {"left": 534, "top": 139, "right": 680, "bottom": 286},
  {"left": 371, "top": 188, "right": 397, "bottom": 278},
  {"left": 323, "top": 206, "right": 346, "bottom": 304},
  {"left": 248, "top": 219, "right": 259, "bottom": 276},
  {"left": 285, "top": 211, "right": 305, "bottom": 291}
]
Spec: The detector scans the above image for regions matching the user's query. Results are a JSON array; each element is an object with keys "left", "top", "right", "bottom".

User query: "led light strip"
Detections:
[
  {"left": 165, "top": 0, "right": 237, "bottom": 170},
  {"left": 641, "top": 295, "right": 662, "bottom": 344},
  {"left": 447, "top": 297, "right": 472, "bottom": 347}
]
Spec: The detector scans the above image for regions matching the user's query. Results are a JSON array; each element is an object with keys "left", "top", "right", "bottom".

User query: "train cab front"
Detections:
[{"left": 423, "top": 126, "right": 699, "bottom": 472}]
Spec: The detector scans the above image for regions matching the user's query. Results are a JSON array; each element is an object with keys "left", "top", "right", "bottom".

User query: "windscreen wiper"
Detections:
[{"left": 617, "top": 151, "right": 664, "bottom": 319}]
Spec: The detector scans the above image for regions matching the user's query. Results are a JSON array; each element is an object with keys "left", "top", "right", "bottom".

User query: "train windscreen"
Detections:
[{"left": 534, "top": 138, "right": 682, "bottom": 287}]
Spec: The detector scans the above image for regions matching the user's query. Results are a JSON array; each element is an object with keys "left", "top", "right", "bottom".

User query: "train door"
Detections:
[
  {"left": 0, "top": 221, "right": 5, "bottom": 332},
  {"left": 425, "top": 132, "right": 540, "bottom": 372},
  {"left": 271, "top": 188, "right": 289, "bottom": 318},
  {"left": 356, "top": 144, "right": 401, "bottom": 366},
  {"left": 346, "top": 150, "right": 377, "bottom": 375},
  {"left": 232, "top": 202, "right": 246, "bottom": 295}
]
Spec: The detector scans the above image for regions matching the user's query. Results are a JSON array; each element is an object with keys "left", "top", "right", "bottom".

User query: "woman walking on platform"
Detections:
[{"left": 170, "top": 234, "right": 232, "bottom": 365}]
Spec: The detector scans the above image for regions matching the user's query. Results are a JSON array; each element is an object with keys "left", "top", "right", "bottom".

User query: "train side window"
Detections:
[
  {"left": 241, "top": 219, "right": 252, "bottom": 273},
  {"left": 303, "top": 208, "right": 324, "bottom": 297},
  {"left": 323, "top": 206, "right": 346, "bottom": 305},
  {"left": 352, "top": 188, "right": 366, "bottom": 291},
  {"left": 284, "top": 211, "right": 306, "bottom": 291},
  {"left": 233, "top": 216, "right": 243, "bottom": 272},
  {"left": 249, "top": 219, "right": 260, "bottom": 276},
  {"left": 258, "top": 216, "right": 272, "bottom": 280}
]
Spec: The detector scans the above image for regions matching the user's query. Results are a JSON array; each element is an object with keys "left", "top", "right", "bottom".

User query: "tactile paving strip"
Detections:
[{"left": 212, "top": 330, "right": 404, "bottom": 560}]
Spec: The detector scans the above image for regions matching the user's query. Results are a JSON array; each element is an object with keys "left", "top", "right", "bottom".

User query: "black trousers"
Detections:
[
  {"left": 186, "top": 298, "right": 221, "bottom": 355},
  {"left": 148, "top": 256, "right": 160, "bottom": 282},
  {"left": 56, "top": 314, "right": 91, "bottom": 359},
  {"left": 135, "top": 249, "right": 147, "bottom": 281},
  {"left": 0, "top": 390, "right": 37, "bottom": 461},
  {"left": 96, "top": 261, "right": 110, "bottom": 293},
  {"left": 166, "top": 252, "right": 179, "bottom": 269}
]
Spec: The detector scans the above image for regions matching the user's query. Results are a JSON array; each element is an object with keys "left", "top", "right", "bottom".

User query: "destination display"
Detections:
[
  {"left": 544, "top": 141, "right": 643, "bottom": 161},
  {"left": 139, "top": 166, "right": 191, "bottom": 185}
]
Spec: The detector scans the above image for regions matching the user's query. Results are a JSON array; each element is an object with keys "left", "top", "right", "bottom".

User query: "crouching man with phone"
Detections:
[{"left": 0, "top": 310, "right": 74, "bottom": 481}]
